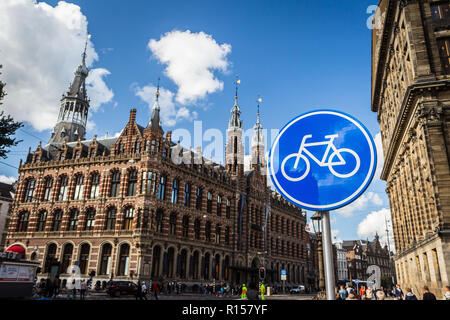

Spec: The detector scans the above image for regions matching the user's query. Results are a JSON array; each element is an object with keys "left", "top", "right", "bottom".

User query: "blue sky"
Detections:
[{"left": 0, "top": 0, "right": 393, "bottom": 247}]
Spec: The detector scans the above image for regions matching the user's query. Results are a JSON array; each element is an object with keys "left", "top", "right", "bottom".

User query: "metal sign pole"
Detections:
[{"left": 321, "top": 211, "right": 335, "bottom": 300}]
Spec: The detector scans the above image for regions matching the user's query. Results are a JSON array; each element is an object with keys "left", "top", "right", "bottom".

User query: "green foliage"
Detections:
[{"left": 0, "top": 65, "right": 24, "bottom": 159}]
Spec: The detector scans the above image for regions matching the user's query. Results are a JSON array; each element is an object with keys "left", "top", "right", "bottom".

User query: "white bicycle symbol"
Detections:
[{"left": 281, "top": 134, "right": 361, "bottom": 182}]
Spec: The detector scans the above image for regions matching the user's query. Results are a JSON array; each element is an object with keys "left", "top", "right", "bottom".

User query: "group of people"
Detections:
[
  {"left": 336, "top": 284, "right": 450, "bottom": 300},
  {"left": 134, "top": 280, "right": 160, "bottom": 300},
  {"left": 34, "top": 276, "right": 90, "bottom": 300}
]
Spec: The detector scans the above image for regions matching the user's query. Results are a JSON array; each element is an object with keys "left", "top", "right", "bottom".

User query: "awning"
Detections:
[{"left": 5, "top": 245, "right": 25, "bottom": 254}]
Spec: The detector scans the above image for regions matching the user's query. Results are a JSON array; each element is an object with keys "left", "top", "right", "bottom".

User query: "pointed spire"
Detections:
[
  {"left": 147, "top": 78, "right": 163, "bottom": 132},
  {"left": 229, "top": 77, "right": 242, "bottom": 129}
]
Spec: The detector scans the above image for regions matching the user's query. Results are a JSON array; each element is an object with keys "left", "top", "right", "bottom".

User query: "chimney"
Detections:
[
  {"left": 166, "top": 131, "right": 172, "bottom": 142},
  {"left": 129, "top": 109, "right": 137, "bottom": 122}
]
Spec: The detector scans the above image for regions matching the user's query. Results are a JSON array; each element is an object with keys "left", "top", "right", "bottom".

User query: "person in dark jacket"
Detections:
[
  {"left": 135, "top": 281, "right": 143, "bottom": 300},
  {"left": 246, "top": 282, "right": 260, "bottom": 300},
  {"left": 404, "top": 288, "right": 417, "bottom": 300},
  {"left": 422, "top": 286, "right": 437, "bottom": 300}
]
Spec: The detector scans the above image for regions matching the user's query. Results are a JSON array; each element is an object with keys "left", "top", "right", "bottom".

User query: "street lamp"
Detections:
[{"left": 311, "top": 212, "right": 325, "bottom": 294}]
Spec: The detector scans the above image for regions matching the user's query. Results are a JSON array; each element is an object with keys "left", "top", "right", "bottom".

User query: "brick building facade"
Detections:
[
  {"left": 372, "top": 0, "right": 450, "bottom": 295},
  {"left": 4, "top": 50, "right": 310, "bottom": 288}
]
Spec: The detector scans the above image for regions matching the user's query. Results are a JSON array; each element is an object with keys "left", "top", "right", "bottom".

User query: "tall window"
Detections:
[
  {"left": 196, "top": 187, "right": 203, "bottom": 210},
  {"left": 225, "top": 226, "right": 230, "bottom": 245},
  {"left": 52, "top": 210, "right": 63, "bottom": 231},
  {"left": 155, "top": 209, "right": 164, "bottom": 233},
  {"left": 182, "top": 216, "right": 189, "bottom": 238},
  {"left": 171, "top": 179, "right": 179, "bottom": 203},
  {"left": 169, "top": 212, "right": 177, "bottom": 235},
  {"left": 42, "top": 178, "right": 53, "bottom": 202},
  {"left": 184, "top": 183, "right": 191, "bottom": 207},
  {"left": 226, "top": 199, "right": 231, "bottom": 219},
  {"left": 142, "top": 208, "right": 149, "bottom": 229},
  {"left": 68, "top": 209, "right": 79, "bottom": 231},
  {"left": 127, "top": 170, "right": 138, "bottom": 196},
  {"left": 141, "top": 171, "right": 157, "bottom": 194},
  {"left": 89, "top": 148, "right": 96, "bottom": 158},
  {"left": 215, "top": 224, "right": 221, "bottom": 244},
  {"left": 216, "top": 195, "right": 222, "bottom": 216},
  {"left": 16, "top": 211, "right": 29, "bottom": 232},
  {"left": 90, "top": 174, "right": 100, "bottom": 199},
  {"left": 207, "top": 191, "right": 213, "bottom": 213},
  {"left": 84, "top": 208, "right": 95, "bottom": 230},
  {"left": 58, "top": 176, "right": 68, "bottom": 201},
  {"left": 79, "top": 243, "right": 90, "bottom": 274},
  {"left": 74, "top": 150, "right": 81, "bottom": 159},
  {"left": 151, "top": 139, "right": 156, "bottom": 155},
  {"left": 61, "top": 243, "right": 73, "bottom": 273},
  {"left": 36, "top": 211, "right": 47, "bottom": 232},
  {"left": 158, "top": 175, "right": 166, "bottom": 200},
  {"left": 24, "top": 179, "right": 36, "bottom": 202},
  {"left": 194, "top": 219, "right": 201, "bottom": 240},
  {"left": 73, "top": 175, "right": 84, "bottom": 200},
  {"left": 105, "top": 207, "right": 116, "bottom": 230},
  {"left": 431, "top": 2, "right": 450, "bottom": 20},
  {"left": 110, "top": 171, "right": 121, "bottom": 197},
  {"left": 99, "top": 244, "right": 112, "bottom": 275},
  {"left": 438, "top": 38, "right": 450, "bottom": 74},
  {"left": 117, "top": 244, "right": 130, "bottom": 276},
  {"left": 205, "top": 221, "right": 211, "bottom": 242},
  {"left": 123, "top": 207, "right": 134, "bottom": 230}
]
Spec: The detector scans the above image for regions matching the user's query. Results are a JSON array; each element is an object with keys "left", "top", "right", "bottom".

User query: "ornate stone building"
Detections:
[
  {"left": 372, "top": 0, "right": 450, "bottom": 296},
  {"left": 4, "top": 49, "right": 309, "bottom": 289}
]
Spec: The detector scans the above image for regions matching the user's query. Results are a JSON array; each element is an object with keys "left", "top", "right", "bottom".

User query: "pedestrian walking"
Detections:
[
  {"left": 365, "top": 287, "right": 373, "bottom": 300},
  {"left": 394, "top": 284, "right": 404, "bottom": 300},
  {"left": 142, "top": 281, "right": 148, "bottom": 300},
  {"left": 71, "top": 279, "right": 77, "bottom": 300},
  {"left": 80, "top": 280, "right": 87, "bottom": 300},
  {"left": 53, "top": 277, "right": 60, "bottom": 298},
  {"left": 404, "top": 288, "right": 417, "bottom": 300},
  {"left": 136, "top": 281, "right": 143, "bottom": 300},
  {"left": 338, "top": 285, "right": 348, "bottom": 300},
  {"left": 422, "top": 286, "right": 436, "bottom": 300},
  {"left": 152, "top": 280, "right": 159, "bottom": 300}
]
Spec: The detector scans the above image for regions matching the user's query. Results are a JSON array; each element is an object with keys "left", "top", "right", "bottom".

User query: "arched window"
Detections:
[
  {"left": 36, "top": 211, "right": 47, "bottom": 232},
  {"left": 217, "top": 195, "right": 222, "bottom": 216},
  {"left": 105, "top": 207, "right": 116, "bottom": 230},
  {"left": 61, "top": 243, "right": 74, "bottom": 273},
  {"left": 182, "top": 216, "right": 189, "bottom": 238},
  {"left": 127, "top": 170, "right": 138, "bottom": 196},
  {"left": 169, "top": 212, "right": 177, "bottom": 235},
  {"left": 24, "top": 179, "right": 36, "bottom": 202},
  {"left": 194, "top": 219, "right": 201, "bottom": 240},
  {"left": 52, "top": 210, "right": 63, "bottom": 231},
  {"left": 73, "top": 175, "right": 84, "bottom": 200},
  {"left": 79, "top": 243, "right": 90, "bottom": 274},
  {"left": 117, "top": 244, "right": 130, "bottom": 276},
  {"left": 44, "top": 243, "right": 57, "bottom": 273},
  {"left": 42, "top": 177, "right": 53, "bottom": 202},
  {"left": 90, "top": 174, "right": 100, "bottom": 199},
  {"left": 99, "top": 243, "right": 112, "bottom": 275},
  {"left": 226, "top": 198, "right": 231, "bottom": 218},
  {"left": 184, "top": 183, "right": 191, "bottom": 207},
  {"left": 155, "top": 209, "right": 164, "bottom": 233},
  {"left": 207, "top": 191, "right": 213, "bottom": 213},
  {"left": 171, "top": 179, "right": 179, "bottom": 203},
  {"left": 204, "top": 253, "right": 210, "bottom": 280},
  {"left": 110, "top": 171, "right": 121, "bottom": 197},
  {"left": 195, "top": 187, "right": 203, "bottom": 210},
  {"left": 158, "top": 175, "right": 166, "bottom": 200},
  {"left": 205, "top": 221, "right": 211, "bottom": 242},
  {"left": 151, "top": 246, "right": 161, "bottom": 277},
  {"left": 141, "top": 171, "right": 157, "bottom": 194},
  {"left": 68, "top": 208, "right": 79, "bottom": 231},
  {"left": 123, "top": 207, "right": 134, "bottom": 230},
  {"left": 84, "top": 208, "right": 95, "bottom": 230},
  {"left": 16, "top": 211, "right": 29, "bottom": 232},
  {"left": 58, "top": 176, "right": 69, "bottom": 201}
]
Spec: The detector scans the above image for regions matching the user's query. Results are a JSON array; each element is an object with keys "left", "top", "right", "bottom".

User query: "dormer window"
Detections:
[
  {"left": 74, "top": 150, "right": 80, "bottom": 159},
  {"left": 90, "top": 148, "right": 96, "bottom": 157},
  {"left": 59, "top": 152, "right": 65, "bottom": 161}
]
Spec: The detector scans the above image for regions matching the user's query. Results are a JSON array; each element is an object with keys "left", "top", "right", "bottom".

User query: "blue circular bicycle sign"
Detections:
[{"left": 268, "top": 110, "right": 377, "bottom": 211}]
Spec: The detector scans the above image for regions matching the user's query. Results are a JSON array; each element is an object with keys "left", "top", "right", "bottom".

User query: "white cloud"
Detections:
[
  {"left": 357, "top": 208, "right": 395, "bottom": 251},
  {"left": 135, "top": 84, "right": 197, "bottom": 127},
  {"left": 336, "top": 191, "right": 383, "bottom": 217},
  {"left": 148, "top": 30, "right": 231, "bottom": 104},
  {"left": 0, "top": 0, "right": 113, "bottom": 131},
  {"left": 0, "top": 175, "right": 17, "bottom": 185}
]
